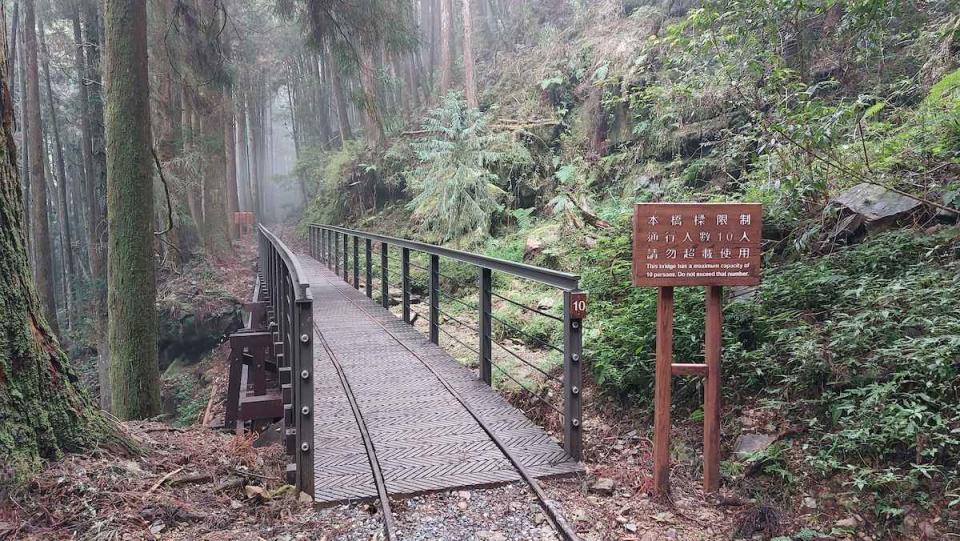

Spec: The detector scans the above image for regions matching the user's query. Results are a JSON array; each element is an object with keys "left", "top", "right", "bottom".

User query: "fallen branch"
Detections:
[
  {"left": 167, "top": 472, "right": 213, "bottom": 487},
  {"left": 145, "top": 467, "right": 184, "bottom": 496}
]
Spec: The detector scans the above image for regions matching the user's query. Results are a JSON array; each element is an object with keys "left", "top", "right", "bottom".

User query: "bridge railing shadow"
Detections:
[{"left": 308, "top": 224, "right": 585, "bottom": 462}]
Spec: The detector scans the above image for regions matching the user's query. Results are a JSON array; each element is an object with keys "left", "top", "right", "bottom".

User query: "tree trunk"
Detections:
[
  {"left": 0, "top": 0, "right": 112, "bottom": 488},
  {"left": 39, "top": 13, "right": 76, "bottom": 321},
  {"left": 223, "top": 30, "right": 239, "bottom": 237},
  {"left": 326, "top": 44, "right": 352, "bottom": 143},
  {"left": 236, "top": 94, "right": 252, "bottom": 210},
  {"left": 462, "top": 0, "right": 478, "bottom": 108},
  {"left": 23, "top": 0, "right": 58, "bottom": 335},
  {"left": 359, "top": 43, "right": 383, "bottom": 148},
  {"left": 80, "top": 0, "right": 111, "bottom": 410},
  {"left": 439, "top": 0, "right": 454, "bottom": 96},
  {"left": 103, "top": 0, "right": 161, "bottom": 420}
]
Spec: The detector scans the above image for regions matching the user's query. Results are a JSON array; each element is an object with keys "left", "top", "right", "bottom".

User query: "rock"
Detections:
[
  {"left": 833, "top": 183, "right": 922, "bottom": 228},
  {"left": 572, "top": 508, "right": 590, "bottom": 522},
  {"left": 298, "top": 491, "right": 313, "bottom": 504},
  {"left": 523, "top": 225, "right": 561, "bottom": 261},
  {"left": 589, "top": 477, "right": 616, "bottom": 495},
  {"left": 803, "top": 496, "right": 818, "bottom": 510},
  {"left": 733, "top": 433, "right": 778, "bottom": 458},
  {"left": 640, "top": 532, "right": 660, "bottom": 541},
  {"left": 835, "top": 517, "right": 858, "bottom": 529},
  {"left": 457, "top": 490, "right": 471, "bottom": 500},
  {"left": 488, "top": 534, "right": 508, "bottom": 541},
  {"left": 624, "top": 523, "right": 638, "bottom": 532},
  {"left": 533, "top": 513, "right": 546, "bottom": 525},
  {"left": 457, "top": 501, "right": 468, "bottom": 511}
]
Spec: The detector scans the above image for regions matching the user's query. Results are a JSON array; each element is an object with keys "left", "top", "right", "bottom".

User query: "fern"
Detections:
[{"left": 406, "top": 92, "right": 523, "bottom": 244}]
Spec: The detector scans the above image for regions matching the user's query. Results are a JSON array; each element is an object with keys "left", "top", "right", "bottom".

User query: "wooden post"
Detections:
[
  {"left": 653, "top": 286, "right": 674, "bottom": 496},
  {"left": 704, "top": 285, "right": 722, "bottom": 492}
]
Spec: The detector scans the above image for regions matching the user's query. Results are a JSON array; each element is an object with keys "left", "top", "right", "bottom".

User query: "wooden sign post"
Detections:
[{"left": 632, "top": 203, "right": 762, "bottom": 496}]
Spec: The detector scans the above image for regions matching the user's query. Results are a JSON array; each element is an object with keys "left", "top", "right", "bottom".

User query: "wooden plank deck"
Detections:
[{"left": 302, "top": 254, "right": 582, "bottom": 505}]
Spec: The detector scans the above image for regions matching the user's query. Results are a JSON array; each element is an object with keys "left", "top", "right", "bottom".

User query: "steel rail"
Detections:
[
  {"left": 313, "top": 224, "right": 580, "bottom": 290},
  {"left": 314, "top": 326, "right": 398, "bottom": 541},
  {"left": 321, "top": 275, "right": 581, "bottom": 541}
]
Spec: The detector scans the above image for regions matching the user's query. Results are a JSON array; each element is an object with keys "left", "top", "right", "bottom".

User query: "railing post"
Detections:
[
  {"left": 353, "top": 236, "right": 360, "bottom": 289},
  {"left": 294, "top": 298, "right": 314, "bottom": 497},
  {"left": 380, "top": 242, "right": 389, "bottom": 309},
  {"left": 479, "top": 268, "right": 492, "bottom": 385},
  {"left": 563, "top": 290, "right": 584, "bottom": 462},
  {"left": 429, "top": 254, "right": 440, "bottom": 344},
  {"left": 342, "top": 233, "right": 349, "bottom": 282},
  {"left": 334, "top": 232, "right": 340, "bottom": 275},
  {"left": 401, "top": 247, "right": 411, "bottom": 323},
  {"left": 323, "top": 229, "right": 328, "bottom": 265},
  {"left": 365, "top": 239, "right": 373, "bottom": 298}
]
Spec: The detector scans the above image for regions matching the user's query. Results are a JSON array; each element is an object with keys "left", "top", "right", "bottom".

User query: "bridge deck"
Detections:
[{"left": 301, "top": 254, "right": 581, "bottom": 504}]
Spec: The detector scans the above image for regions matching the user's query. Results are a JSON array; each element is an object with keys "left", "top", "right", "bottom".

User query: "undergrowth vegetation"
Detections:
[{"left": 295, "top": 0, "right": 960, "bottom": 533}]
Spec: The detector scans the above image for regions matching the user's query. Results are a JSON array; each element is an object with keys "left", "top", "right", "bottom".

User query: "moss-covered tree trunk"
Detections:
[
  {"left": 104, "top": 0, "right": 161, "bottom": 420},
  {"left": 23, "top": 0, "right": 58, "bottom": 335},
  {"left": 0, "top": 1, "right": 110, "bottom": 487}
]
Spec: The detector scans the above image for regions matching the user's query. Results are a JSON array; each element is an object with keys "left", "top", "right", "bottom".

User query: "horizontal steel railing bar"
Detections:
[
  {"left": 491, "top": 291, "right": 563, "bottom": 322},
  {"left": 489, "top": 360, "right": 564, "bottom": 416},
  {"left": 259, "top": 225, "right": 312, "bottom": 301},
  {"left": 313, "top": 224, "right": 580, "bottom": 290},
  {"left": 490, "top": 313, "right": 564, "bottom": 354}
]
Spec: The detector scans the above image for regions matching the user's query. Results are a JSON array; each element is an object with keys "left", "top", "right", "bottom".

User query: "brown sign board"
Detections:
[{"left": 632, "top": 203, "right": 762, "bottom": 287}]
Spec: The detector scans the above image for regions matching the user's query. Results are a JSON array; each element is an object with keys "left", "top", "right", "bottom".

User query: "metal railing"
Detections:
[
  {"left": 308, "top": 224, "right": 584, "bottom": 461},
  {"left": 258, "top": 225, "right": 315, "bottom": 495}
]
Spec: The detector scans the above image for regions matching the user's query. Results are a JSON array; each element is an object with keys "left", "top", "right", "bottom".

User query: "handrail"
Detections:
[
  {"left": 257, "top": 224, "right": 315, "bottom": 498},
  {"left": 258, "top": 224, "right": 312, "bottom": 301},
  {"left": 316, "top": 224, "right": 580, "bottom": 291},
  {"left": 308, "top": 223, "right": 585, "bottom": 462}
]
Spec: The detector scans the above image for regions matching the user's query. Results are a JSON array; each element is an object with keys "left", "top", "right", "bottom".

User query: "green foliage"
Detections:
[
  {"left": 586, "top": 223, "right": 960, "bottom": 522},
  {"left": 405, "top": 92, "right": 531, "bottom": 245},
  {"left": 299, "top": 140, "right": 368, "bottom": 227}
]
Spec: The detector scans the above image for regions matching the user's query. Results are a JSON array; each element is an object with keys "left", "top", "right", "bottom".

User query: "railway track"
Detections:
[{"left": 315, "top": 270, "right": 581, "bottom": 541}]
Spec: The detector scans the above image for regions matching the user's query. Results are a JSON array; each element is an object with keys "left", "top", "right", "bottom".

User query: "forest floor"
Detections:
[{"left": 1, "top": 232, "right": 773, "bottom": 540}]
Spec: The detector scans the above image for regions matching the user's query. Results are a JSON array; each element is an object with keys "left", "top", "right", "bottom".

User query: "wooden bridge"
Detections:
[{"left": 227, "top": 225, "right": 586, "bottom": 516}]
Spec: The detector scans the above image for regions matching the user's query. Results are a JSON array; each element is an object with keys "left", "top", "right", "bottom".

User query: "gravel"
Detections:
[{"left": 392, "top": 484, "right": 559, "bottom": 541}]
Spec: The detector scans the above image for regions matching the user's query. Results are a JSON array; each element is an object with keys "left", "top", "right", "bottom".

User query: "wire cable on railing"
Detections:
[
  {"left": 490, "top": 313, "right": 564, "bottom": 354},
  {"left": 491, "top": 291, "right": 563, "bottom": 322},
  {"left": 437, "top": 325, "right": 481, "bottom": 356},
  {"left": 437, "top": 308, "right": 481, "bottom": 335},
  {"left": 437, "top": 290, "right": 479, "bottom": 312},
  {"left": 436, "top": 307, "right": 562, "bottom": 385},
  {"left": 491, "top": 338, "right": 563, "bottom": 384},
  {"left": 489, "top": 360, "right": 564, "bottom": 416}
]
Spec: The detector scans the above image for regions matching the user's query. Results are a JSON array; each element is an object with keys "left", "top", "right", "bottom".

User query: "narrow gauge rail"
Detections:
[{"left": 312, "top": 263, "right": 580, "bottom": 541}]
